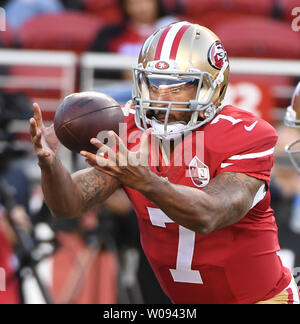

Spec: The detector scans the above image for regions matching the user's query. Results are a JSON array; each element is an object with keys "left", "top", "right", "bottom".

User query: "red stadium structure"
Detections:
[
  {"left": 189, "top": 11, "right": 259, "bottom": 31},
  {"left": 214, "top": 17, "right": 300, "bottom": 59},
  {"left": 17, "top": 12, "right": 104, "bottom": 53},
  {"left": 83, "top": 0, "right": 122, "bottom": 23},
  {"left": 181, "top": 0, "right": 275, "bottom": 22}
]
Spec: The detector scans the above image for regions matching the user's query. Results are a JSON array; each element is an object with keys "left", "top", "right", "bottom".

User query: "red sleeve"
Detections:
[{"left": 215, "top": 118, "right": 278, "bottom": 183}]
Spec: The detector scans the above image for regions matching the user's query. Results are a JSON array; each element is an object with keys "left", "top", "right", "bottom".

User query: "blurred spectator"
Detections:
[
  {"left": 0, "top": 87, "right": 37, "bottom": 304},
  {"left": 90, "top": 0, "right": 178, "bottom": 57},
  {"left": 0, "top": 206, "right": 21, "bottom": 304},
  {"left": 271, "top": 125, "right": 300, "bottom": 271},
  {"left": 103, "top": 189, "right": 171, "bottom": 304},
  {"left": 4, "top": 0, "right": 64, "bottom": 30},
  {"left": 32, "top": 182, "right": 170, "bottom": 303},
  {"left": 31, "top": 190, "right": 133, "bottom": 304},
  {"left": 3, "top": 164, "right": 31, "bottom": 213},
  {"left": 0, "top": 89, "right": 33, "bottom": 214},
  {"left": 0, "top": 1, "right": 8, "bottom": 7},
  {"left": 0, "top": 164, "right": 33, "bottom": 304},
  {"left": 90, "top": 0, "right": 178, "bottom": 104},
  {"left": 0, "top": 172, "right": 32, "bottom": 305},
  {"left": 50, "top": 209, "right": 119, "bottom": 304},
  {"left": 59, "top": 0, "right": 83, "bottom": 10}
]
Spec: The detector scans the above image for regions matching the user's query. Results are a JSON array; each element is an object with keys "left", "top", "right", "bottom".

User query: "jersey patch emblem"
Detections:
[{"left": 188, "top": 156, "right": 210, "bottom": 188}]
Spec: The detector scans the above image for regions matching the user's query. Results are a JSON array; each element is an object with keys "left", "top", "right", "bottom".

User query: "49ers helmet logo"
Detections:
[
  {"left": 208, "top": 41, "right": 227, "bottom": 70},
  {"left": 155, "top": 61, "right": 170, "bottom": 70}
]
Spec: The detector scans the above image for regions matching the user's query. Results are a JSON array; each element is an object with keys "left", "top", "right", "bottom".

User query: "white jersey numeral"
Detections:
[{"left": 147, "top": 207, "right": 203, "bottom": 284}]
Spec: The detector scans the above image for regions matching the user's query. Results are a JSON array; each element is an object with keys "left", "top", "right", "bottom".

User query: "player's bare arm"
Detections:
[
  {"left": 201, "top": 172, "right": 264, "bottom": 230},
  {"left": 30, "top": 103, "right": 119, "bottom": 219},
  {"left": 82, "top": 132, "right": 264, "bottom": 234},
  {"left": 133, "top": 171, "right": 263, "bottom": 234},
  {"left": 141, "top": 171, "right": 264, "bottom": 234},
  {"left": 72, "top": 168, "right": 121, "bottom": 213}
]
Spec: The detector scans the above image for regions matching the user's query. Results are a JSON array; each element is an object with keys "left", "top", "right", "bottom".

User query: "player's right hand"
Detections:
[{"left": 29, "top": 103, "right": 59, "bottom": 167}]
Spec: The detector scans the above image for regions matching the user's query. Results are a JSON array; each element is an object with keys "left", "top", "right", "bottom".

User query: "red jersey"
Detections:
[{"left": 122, "top": 105, "right": 291, "bottom": 304}]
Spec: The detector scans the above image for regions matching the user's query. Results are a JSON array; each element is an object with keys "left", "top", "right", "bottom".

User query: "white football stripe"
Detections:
[
  {"left": 228, "top": 147, "right": 275, "bottom": 160},
  {"left": 160, "top": 22, "right": 189, "bottom": 60}
]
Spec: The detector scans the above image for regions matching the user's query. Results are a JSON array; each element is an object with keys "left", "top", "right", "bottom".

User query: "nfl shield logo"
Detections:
[{"left": 188, "top": 156, "right": 210, "bottom": 188}]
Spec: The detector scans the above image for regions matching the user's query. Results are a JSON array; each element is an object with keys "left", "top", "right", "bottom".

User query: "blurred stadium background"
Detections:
[{"left": 0, "top": 0, "right": 300, "bottom": 304}]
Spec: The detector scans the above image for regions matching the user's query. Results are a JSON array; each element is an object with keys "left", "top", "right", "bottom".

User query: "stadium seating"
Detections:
[
  {"left": 4, "top": 65, "right": 66, "bottom": 121},
  {"left": 83, "top": 0, "right": 122, "bottom": 23},
  {"left": 84, "top": 0, "right": 183, "bottom": 22},
  {"left": 181, "top": 0, "right": 276, "bottom": 21},
  {"left": 161, "top": 0, "right": 182, "bottom": 13},
  {"left": 17, "top": 12, "right": 104, "bottom": 53},
  {"left": 214, "top": 17, "right": 300, "bottom": 59},
  {"left": 189, "top": 11, "right": 256, "bottom": 31}
]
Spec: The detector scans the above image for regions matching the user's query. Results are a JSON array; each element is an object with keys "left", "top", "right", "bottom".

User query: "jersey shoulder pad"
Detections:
[{"left": 207, "top": 105, "right": 277, "bottom": 152}]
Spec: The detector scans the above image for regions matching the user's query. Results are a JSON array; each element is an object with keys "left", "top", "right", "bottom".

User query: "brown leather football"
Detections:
[{"left": 54, "top": 92, "right": 124, "bottom": 153}]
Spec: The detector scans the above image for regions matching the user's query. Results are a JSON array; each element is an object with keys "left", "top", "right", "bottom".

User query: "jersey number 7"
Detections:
[{"left": 147, "top": 207, "right": 203, "bottom": 284}]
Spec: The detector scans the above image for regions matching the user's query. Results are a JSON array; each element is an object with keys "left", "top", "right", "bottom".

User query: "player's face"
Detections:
[{"left": 149, "top": 82, "right": 199, "bottom": 123}]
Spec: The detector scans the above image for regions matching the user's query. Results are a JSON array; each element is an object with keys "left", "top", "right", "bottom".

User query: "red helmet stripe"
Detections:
[
  {"left": 154, "top": 25, "right": 172, "bottom": 60},
  {"left": 169, "top": 25, "right": 190, "bottom": 60}
]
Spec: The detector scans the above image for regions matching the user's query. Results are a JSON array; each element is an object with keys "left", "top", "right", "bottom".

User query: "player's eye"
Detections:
[{"left": 171, "top": 87, "right": 181, "bottom": 94}]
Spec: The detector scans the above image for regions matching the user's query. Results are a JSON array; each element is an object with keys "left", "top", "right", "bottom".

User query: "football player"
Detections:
[
  {"left": 284, "top": 82, "right": 300, "bottom": 173},
  {"left": 30, "top": 22, "right": 299, "bottom": 304}
]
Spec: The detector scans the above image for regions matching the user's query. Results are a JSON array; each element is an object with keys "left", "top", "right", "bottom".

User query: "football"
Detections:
[{"left": 54, "top": 91, "right": 124, "bottom": 153}]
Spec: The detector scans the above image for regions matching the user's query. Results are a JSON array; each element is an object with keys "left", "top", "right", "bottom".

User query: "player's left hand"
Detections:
[{"left": 80, "top": 129, "right": 154, "bottom": 191}]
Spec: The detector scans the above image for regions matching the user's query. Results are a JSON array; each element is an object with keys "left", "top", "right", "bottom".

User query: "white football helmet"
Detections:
[
  {"left": 284, "top": 82, "right": 300, "bottom": 172},
  {"left": 131, "top": 21, "right": 229, "bottom": 139}
]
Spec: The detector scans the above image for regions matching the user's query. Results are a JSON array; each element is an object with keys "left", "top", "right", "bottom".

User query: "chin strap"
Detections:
[{"left": 151, "top": 119, "right": 187, "bottom": 140}]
